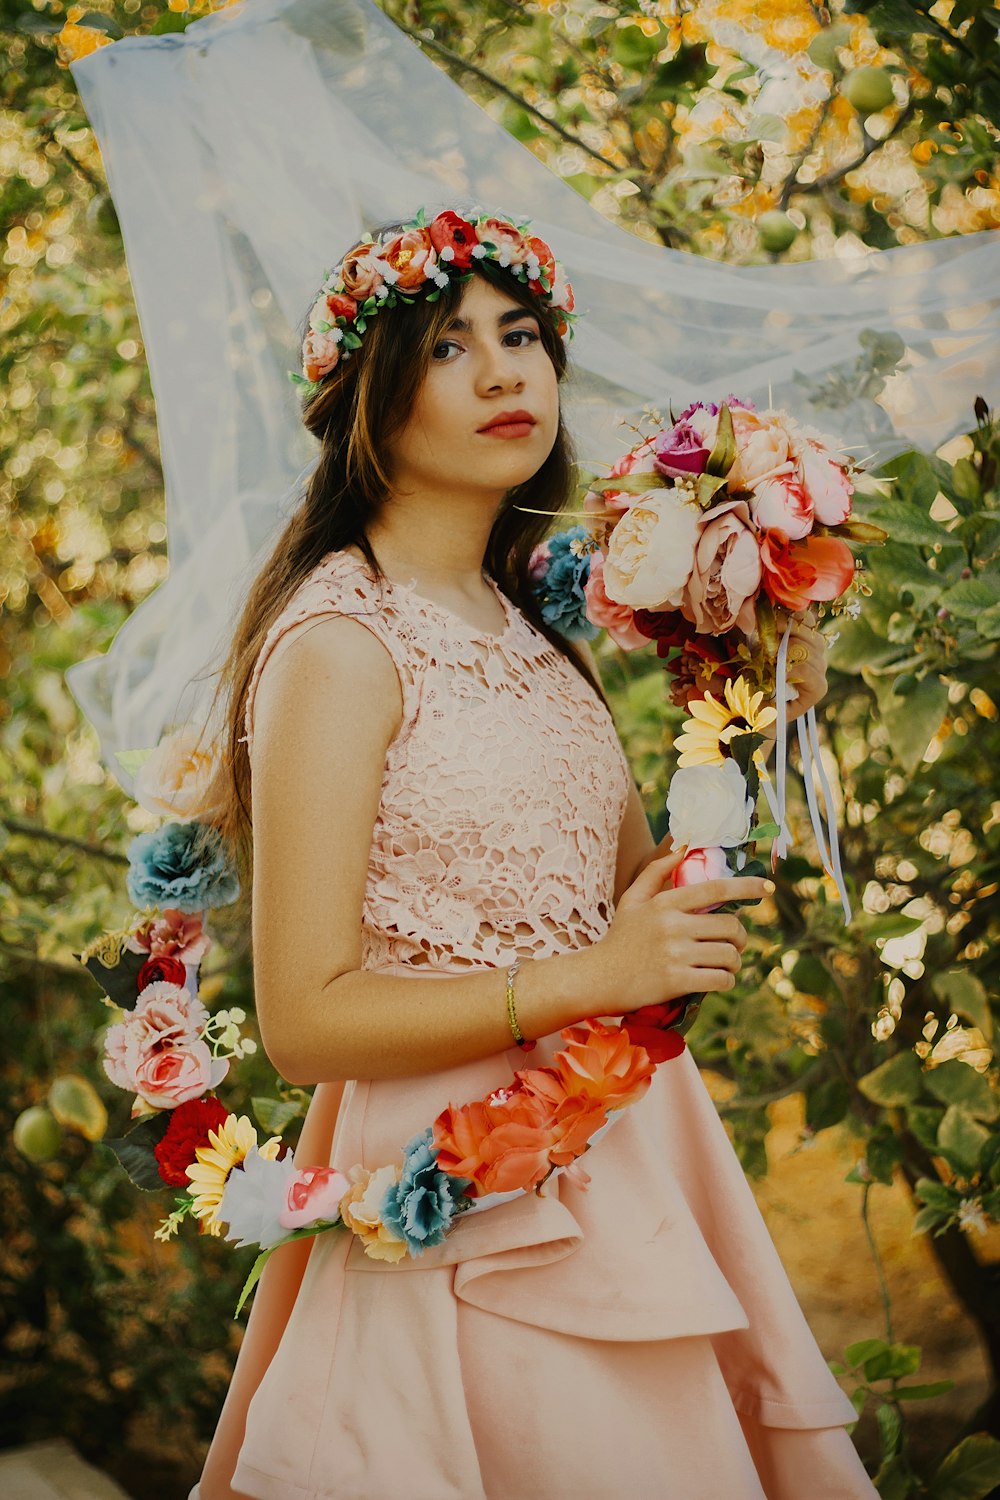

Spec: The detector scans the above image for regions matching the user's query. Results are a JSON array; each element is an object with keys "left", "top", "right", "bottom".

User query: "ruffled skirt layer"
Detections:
[{"left": 218, "top": 1037, "right": 877, "bottom": 1499}]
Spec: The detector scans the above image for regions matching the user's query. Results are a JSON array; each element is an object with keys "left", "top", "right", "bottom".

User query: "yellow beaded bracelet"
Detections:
[{"left": 505, "top": 958, "right": 536, "bottom": 1052}]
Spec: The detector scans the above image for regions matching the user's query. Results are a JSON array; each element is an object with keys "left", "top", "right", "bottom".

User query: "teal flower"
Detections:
[
  {"left": 126, "top": 820, "right": 239, "bottom": 913},
  {"left": 531, "top": 525, "right": 599, "bottom": 640},
  {"left": 380, "top": 1128, "right": 471, "bottom": 1255}
]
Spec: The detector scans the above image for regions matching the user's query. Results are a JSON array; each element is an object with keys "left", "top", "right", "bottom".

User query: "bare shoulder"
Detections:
[{"left": 253, "top": 611, "right": 403, "bottom": 758}]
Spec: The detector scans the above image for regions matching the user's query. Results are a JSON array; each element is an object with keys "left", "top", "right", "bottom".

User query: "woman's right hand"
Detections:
[{"left": 591, "top": 847, "right": 772, "bottom": 1014}]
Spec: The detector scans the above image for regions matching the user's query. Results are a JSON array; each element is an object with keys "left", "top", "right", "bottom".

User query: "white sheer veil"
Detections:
[{"left": 65, "top": 0, "right": 998, "bottom": 787}]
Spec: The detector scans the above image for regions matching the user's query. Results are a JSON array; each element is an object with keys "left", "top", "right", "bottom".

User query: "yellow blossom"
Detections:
[
  {"left": 674, "top": 677, "right": 777, "bottom": 768},
  {"left": 56, "top": 9, "right": 114, "bottom": 68},
  {"left": 185, "top": 1114, "right": 281, "bottom": 1232}
]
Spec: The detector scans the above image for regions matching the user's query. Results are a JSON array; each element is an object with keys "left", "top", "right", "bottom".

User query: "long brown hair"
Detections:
[{"left": 207, "top": 244, "right": 606, "bottom": 877}]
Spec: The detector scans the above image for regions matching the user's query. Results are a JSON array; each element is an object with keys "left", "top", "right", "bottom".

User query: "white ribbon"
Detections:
[{"left": 756, "top": 618, "right": 853, "bottom": 924}]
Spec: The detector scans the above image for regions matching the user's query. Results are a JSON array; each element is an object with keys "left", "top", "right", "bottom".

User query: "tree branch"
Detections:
[
  {"left": 778, "top": 94, "right": 833, "bottom": 211},
  {"left": 1, "top": 814, "right": 128, "bottom": 865},
  {"left": 812, "top": 98, "right": 918, "bottom": 195},
  {"left": 393, "top": 19, "right": 621, "bottom": 174}
]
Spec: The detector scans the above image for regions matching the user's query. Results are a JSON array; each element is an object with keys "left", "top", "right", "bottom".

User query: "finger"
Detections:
[
  {"left": 625, "top": 845, "right": 691, "bottom": 899},
  {"left": 694, "top": 914, "right": 748, "bottom": 949},
  {"left": 689, "top": 941, "right": 742, "bottom": 972},
  {"left": 683, "top": 968, "right": 739, "bottom": 994},
  {"left": 668, "top": 876, "right": 771, "bottom": 910}
]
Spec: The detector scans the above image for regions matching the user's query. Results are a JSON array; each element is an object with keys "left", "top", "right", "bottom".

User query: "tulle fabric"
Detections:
[{"left": 64, "top": 0, "right": 1000, "bottom": 779}]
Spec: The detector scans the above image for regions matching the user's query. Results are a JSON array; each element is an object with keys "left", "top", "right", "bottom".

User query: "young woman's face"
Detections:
[{"left": 389, "top": 274, "right": 560, "bottom": 500}]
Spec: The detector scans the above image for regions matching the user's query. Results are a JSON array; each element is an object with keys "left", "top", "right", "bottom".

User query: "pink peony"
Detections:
[
  {"left": 798, "top": 441, "right": 853, "bottom": 525},
  {"left": 680, "top": 498, "right": 761, "bottom": 635},
  {"left": 583, "top": 553, "right": 650, "bottom": 650},
  {"left": 302, "top": 328, "right": 341, "bottom": 383},
  {"left": 749, "top": 473, "right": 813, "bottom": 539},
  {"left": 128, "top": 908, "right": 210, "bottom": 966},
  {"left": 103, "top": 981, "right": 227, "bottom": 1109},
  {"left": 528, "top": 540, "right": 551, "bottom": 582},
  {"left": 278, "top": 1165, "right": 351, "bottom": 1230}
]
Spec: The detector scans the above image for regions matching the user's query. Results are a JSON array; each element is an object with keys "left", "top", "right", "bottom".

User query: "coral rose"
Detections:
[
  {"left": 476, "top": 216, "right": 530, "bottom": 266},
  {"left": 759, "top": 529, "right": 855, "bottom": 611},
  {"left": 515, "top": 1069, "right": 609, "bottom": 1165},
  {"left": 680, "top": 498, "right": 761, "bottom": 636},
  {"left": 302, "top": 328, "right": 341, "bottom": 383},
  {"left": 552, "top": 1020, "right": 655, "bottom": 1112},
  {"left": 583, "top": 553, "right": 650, "bottom": 650},
  {"left": 602, "top": 491, "right": 701, "bottom": 611},
  {"left": 429, "top": 210, "right": 477, "bottom": 271},
  {"left": 337, "top": 243, "right": 383, "bottom": 299},
  {"left": 133, "top": 726, "right": 224, "bottom": 820},
  {"left": 526, "top": 234, "right": 556, "bottom": 292},
  {"left": 750, "top": 474, "right": 813, "bottom": 540},
  {"left": 433, "top": 1089, "right": 558, "bottom": 1196},
  {"left": 550, "top": 265, "right": 575, "bottom": 313},
  {"left": 322, "top": 291, "right": 358, "bottom": 325},
  {"left": 381, "top": 227, "right": 438, "bottom": 290}
]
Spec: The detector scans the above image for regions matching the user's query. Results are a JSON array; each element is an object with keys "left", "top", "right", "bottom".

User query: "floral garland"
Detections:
[
  {"left": 292, "top": 207, "right": 577, "bottom": 399},
  {"left": 529, "top": 396, "right": 887, "bottom": 924},
  {"left": 73, "top": 722, "right": 694, "bottom": 1315}
]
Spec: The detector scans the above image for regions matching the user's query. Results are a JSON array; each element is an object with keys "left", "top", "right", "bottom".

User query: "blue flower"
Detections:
[
  {"left": 380, "top": 1128, "right": 472, "bottom": 1255},
  {"left": 126, "top": 820, "right": 240, "bottom": 913},
  {"left": 531, "top": 525, "right": 599, "bottom": 640}
]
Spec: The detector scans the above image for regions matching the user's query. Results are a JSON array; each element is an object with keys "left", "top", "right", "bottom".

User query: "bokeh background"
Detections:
[{"left": 2, "top": 1, "right": 999, "bottom": 1496}]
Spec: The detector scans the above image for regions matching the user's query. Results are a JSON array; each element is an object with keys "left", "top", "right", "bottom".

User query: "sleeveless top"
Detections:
[{"left": 245, "top": 546, "right": 633, "bottom": 975}]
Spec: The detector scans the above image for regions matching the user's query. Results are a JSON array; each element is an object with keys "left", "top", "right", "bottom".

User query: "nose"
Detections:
[{"left": 475, "top": 340, "right": 525, "bottom": 397}]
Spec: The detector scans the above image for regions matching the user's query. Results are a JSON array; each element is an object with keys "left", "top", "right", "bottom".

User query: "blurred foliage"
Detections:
[{"left": 2, "top": 0, "right": 1000, "bottom": 1495}]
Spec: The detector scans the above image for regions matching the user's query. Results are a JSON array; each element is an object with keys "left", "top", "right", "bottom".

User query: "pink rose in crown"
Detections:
[
  {"left": 749, "top": 473, "right": 814, "bottom": 539},
  {"left": 653, "top": 420, "right": 712, "bottom": 479},
  {"left": 278, "top": 1166, "right": 351, "bottom": 1230},
  {"left": 797, "top": 440, "right": 853, "bottom": 525},
  {"left": 680, "top": 498, "right": 761, "bottom": 636},
  {"left": 583, "top": 552, "right": 649, "bottom": 650}
]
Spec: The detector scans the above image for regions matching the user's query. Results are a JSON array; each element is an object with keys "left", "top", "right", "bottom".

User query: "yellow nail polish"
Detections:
[{"left": 763, "top": 879, "right": 775, "bottom": 893}]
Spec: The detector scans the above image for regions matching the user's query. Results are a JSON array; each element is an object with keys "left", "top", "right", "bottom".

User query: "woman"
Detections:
[{"left": 193, "top": 208, "right": 875, "bottom": 1499}]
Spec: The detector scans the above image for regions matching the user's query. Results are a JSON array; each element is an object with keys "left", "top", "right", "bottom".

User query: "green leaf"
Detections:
[
  {"left": 846, "top": 1337, "right": 889, "bottom": 1367},
  {"left": 852, "top": 910, "right": 925, "bottom": 941},
  {"left": 932, "top": 971, "right": 992, "bottom": 1038},
  {"left": 951, "top": 457, "right": 981, "bottom": 502},
  {"left": 894, "top": 1380, "right": 955, "bottom": 1400},
  {"left": 937, "top": 1105, "right": 990, "bottom": 1176},
  {"left": 928, "top": 1433, "right": 1000, "bottom": 1500},
  {"left": 102, "top": 1113, "right": 171, "bottom": 1192},
  {"left": 805, "top": 1077, "right": 851, "bottom": 1131},
  {"left": 251, "top": 1095, "right": 305, "bottom": 1135},
  {"left": 940, "top": 578, "right": 999, "bottom": 618},
  {"left": 867, "top": 1130, "right": 903, "bottom": 1185},
  {"left": 872, "top": 1452, "right": 913, "bottom": 1500},
  {"left": 924, "top": 1060, "right": 999, "bottom": 1120},
  {"left": 877, "top": 1399, "right": 903, "bottom": 1458},
  {"left": 706, "top": 401, "right": 736, "bottom": 477},
  {"left": 80, "top": 947, "right": 147, "bottom": 1010},
  {"left": 234, "top": 1247, "right": 274, "bottom": 1318},
  {"left": 864, "top": 671, "right": 949, "bottom": 774},
  {"left": 858, "top": 1050, "right": 923, "bottom": 1106},
  {"left": 863, "top": 1342, "right": 921, "bottom": 1381},
  {"left": 862, "top": 498, "right": 956, "bottom": 547},
  {"left": 976, "top": 602, "right": 1000, "bottom": 639}
]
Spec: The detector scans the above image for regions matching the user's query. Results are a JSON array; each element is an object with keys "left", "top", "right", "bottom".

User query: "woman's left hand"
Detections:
[{"left": 769, "top": 607, "right": 828, "bottom": 724}]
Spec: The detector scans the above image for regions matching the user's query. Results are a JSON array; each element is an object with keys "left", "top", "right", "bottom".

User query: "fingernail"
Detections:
[{"left": 763, "top": 879, "right": 775, "bottom": 893}]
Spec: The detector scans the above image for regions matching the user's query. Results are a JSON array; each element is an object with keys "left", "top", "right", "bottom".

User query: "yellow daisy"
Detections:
[
  {"left": 186, "top": 1113, "right": 281, "bottom": 1235},
  {"left": 674, "top": 677, "right": 777, "bottom": 768}
]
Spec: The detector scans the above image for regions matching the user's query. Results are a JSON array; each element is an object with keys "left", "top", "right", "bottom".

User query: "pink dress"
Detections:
[{"left": 218, "top": 547, "right": 876, "bottom": 1500}]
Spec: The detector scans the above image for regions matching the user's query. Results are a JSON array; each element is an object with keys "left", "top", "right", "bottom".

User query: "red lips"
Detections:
[{"left": 478, "top": 409, "right": 536, "bottom": 433}]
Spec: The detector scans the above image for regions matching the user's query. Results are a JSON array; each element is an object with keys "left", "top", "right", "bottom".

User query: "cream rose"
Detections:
[
  {"left": 133, "top": 727, "right": 224, "bottom": 820},
  {"left": 602, "top": 491, "right": 701, "bottom": 611},
  {"left": 666, "top": 760, "right": 753, "bottom": 849}
]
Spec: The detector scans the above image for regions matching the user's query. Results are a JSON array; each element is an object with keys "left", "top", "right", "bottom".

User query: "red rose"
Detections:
[
  {"left": 526, "top": 234, "right": 556, "bottom": 293},
  {"left": 324, "top": 291, "right": 358, "bottom": 324},
  {"left": 429, "top": 210, "right": 477, "bottom": 271},
  {"left": 137, "top": 954, "right": 188, "bottom": 992},
  {"left": 153, "top": 1094, "right": 229, "bottom": 1186},
  {"left": 620, "top": 1002, "right": 689, "bottom": 1065}
]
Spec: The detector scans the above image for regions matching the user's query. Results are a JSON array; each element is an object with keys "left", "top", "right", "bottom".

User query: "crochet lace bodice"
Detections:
[{"left": 245, "top": 547, "right": 632, "bottom": 974}]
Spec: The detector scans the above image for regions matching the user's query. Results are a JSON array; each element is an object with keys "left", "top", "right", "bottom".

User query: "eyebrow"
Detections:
[{"left": 445, "top": 307, "right": 540, "bottom": 334}]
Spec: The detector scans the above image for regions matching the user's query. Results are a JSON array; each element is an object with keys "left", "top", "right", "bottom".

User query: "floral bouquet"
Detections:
[
  {"left": 530, "top": 397, "right": 889, "bottom": 997},
  {"left": 74, "top": 726, "right": 690, "bottom": 1315}
]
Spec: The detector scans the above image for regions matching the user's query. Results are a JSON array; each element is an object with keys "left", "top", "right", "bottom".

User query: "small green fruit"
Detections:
[
  {"left": 48, "top": 1074, "right": 108, "bottom": 1142},
  {"left": 757, "top": 211, "right": 798, "bottom": 254},
  {"left": 13, "top": 1106, "right": 63, "bottom": 1163},
  {"left": 806, "top": 24, "right": 852, "bottom": 72},
  {"left": 842, "top": 66, "right": 895, "bottom": 115}
]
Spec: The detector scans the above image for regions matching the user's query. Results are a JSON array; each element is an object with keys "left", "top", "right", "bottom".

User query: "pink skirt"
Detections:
[{"left": 213, "top": 1040, "right": 877, "bottom": 1500}]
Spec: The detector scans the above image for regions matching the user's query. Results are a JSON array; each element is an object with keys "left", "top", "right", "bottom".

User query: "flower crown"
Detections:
[{"left": 290, "top": 208, "right": 577, "bottom": 399}]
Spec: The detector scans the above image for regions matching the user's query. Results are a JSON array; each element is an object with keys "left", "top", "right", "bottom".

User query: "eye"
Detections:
[
  {"left": 432, "top": 338, "right": 462, "bottom": 362},
  {"left": 502, "top": 327, "right": 541, "bottom": 349}
]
